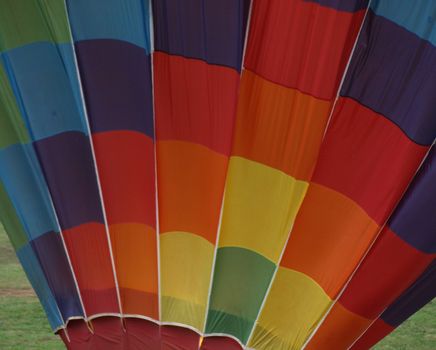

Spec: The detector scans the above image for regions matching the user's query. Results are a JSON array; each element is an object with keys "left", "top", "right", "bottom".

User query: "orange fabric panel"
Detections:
[
  {"left": 157, "top": 140, "right": 228, "bottom": 243},
  {"left": 231, "top": 70, "right": 333, "bottom": 180},
  {"left": 280, "top": 183, "right": 379, "bottom": 297},
  {"left": 92, "top": 131, "right": 155, "bottom": 228},
  {"left": 305, "top": 302, "right": 372, "bottom": 350},
  {"left": 109, "top": 223, "right": 158, "bottom": 318}
]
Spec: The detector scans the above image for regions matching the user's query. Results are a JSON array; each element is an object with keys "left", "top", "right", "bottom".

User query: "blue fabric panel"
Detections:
[
  {"left": 0, "top": 143, "right": 58, "bottom": 239},
  {"left": 152, "top": 0, "right": 251, "bottom": 71},
  {"left": 74, "top": 40, "right": 153, "bottom": 136},
  {"left": 389, "top": 148, "right": 436, "bottom": 254},
  {"left": 371, "top": 0, "right": 436, "bottom": 46},
  {"left": 17, "top": 244, "right": 64, "bottom": 330},
  {"left": 31, "top": 231, "right": 84, "bottom": 321},
  {"left": 381, "top": 260, "right": 436, "bottom": 327},
  {"left": 66, "top": 0, "right": 151, "bottom": 52},
  {"left": 304, "top": 0, "right": 369, "bottom": 12},
  {"left": 341, "top": 11, "right": 436, "bottom": 145},
  {"left": 34, "top": 131, "right": 104, "bottom": 229},
  {"left": 0, "top": 43, "right": 87, "bottom": 141}
]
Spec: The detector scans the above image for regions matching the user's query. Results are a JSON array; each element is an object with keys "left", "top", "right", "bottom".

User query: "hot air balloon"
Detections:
[{"left": 0, "top": 0, "right": 434, "bottom": 349}]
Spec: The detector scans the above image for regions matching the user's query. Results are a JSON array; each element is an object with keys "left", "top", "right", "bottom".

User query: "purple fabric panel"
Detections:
[
  {"left": 34, "top": 132, "right": 104, "bottom": 229},
  {"left": 31, "top": 231, "right": 84, "bottom": 320},
  {"left": 341, "top": 10, "right": 436, "bottom": 145},
  {"left": 389, "top": 148, "right": 436, "bottom": 253},
  {"left": 381, "top": 260, "right": 436, "bottom": 327},
  {"left": 74, "top": 39, "right": 153, "bottom": 137},
  {"left": 152, "top": 0, "right": 250, "bottom": 71},
  {"left": 304, "top": 0, "right": 369, "bottom": 12}
]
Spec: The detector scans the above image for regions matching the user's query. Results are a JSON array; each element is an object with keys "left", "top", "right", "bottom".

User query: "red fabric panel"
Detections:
[
  {"left": 59, "top": 319, "right": 93, "bottom": 350},
  {"left": 60, "top": 318, "right": 161, "bottom": 350},
  {"left": 339, "top": 227, "right": 434, "bottom": 319},
  {"left": 312, "top": 97, "right": 428, "bottom": 224},
  {"left": 124, "top": 319, "right": 160, "bottom": 349},
  {"left": 62, "top": 223, "right": 120, "bottom": 315},
  {"left": 153, "top": 52, "right": 240, "bottom": 155},
  {"left": 160, "top": 325, "right": 200, "bottom": 350},
  {"left": 201, "top": 336, "right": 242, "bottom": 350},
  {"left": 350, "top": 319, "right": 395, "bottom": 350},
  {"left": 245, "top": 0, "right": 366, "bottom": 100},
  {"left": 92, "top": 131, "right": 155, "bottom": 228}
]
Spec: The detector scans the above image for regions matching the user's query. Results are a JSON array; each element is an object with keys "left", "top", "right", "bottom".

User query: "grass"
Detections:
[{"left": 0, "top": 224, "right": 434, "bottom": 349}]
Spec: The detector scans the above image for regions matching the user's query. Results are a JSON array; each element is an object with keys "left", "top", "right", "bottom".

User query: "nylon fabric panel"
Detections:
[
  {"left": 0, "top": 182, "right": 27, "bottom": 250},
  {"left": 153, "top": 2, "right": 249, "bottom": 336},
  {"left": 17, "top": 245, "right": 64, "bottom": 329},
  {"left": 152, "top": 0, "right": 250, "bottom": 71},
  {"left": 153, "top": 52, "right": 239, "bottom": 155},
  {"left": 352, "top": 261, "right": 436, "bottom": 349},
  {"left": 157, "top": 141, "right": 228, "bottom": 244},
  {"left": 341, "top": 10, "right": 436, "bottom": 145},
  {"left": 389, "top": 148, "right": 436, "bottom": 254},
  {"left": 248, "top": 268, "right": 331, "bottom": 350},
  {"left": 249, "top": 3, "right": 435, "bottom": 346},
  {"left": 371, "top": 0, "right": 436, "bottom": 46},
  {"left": 304, "top": 303, "right": 372, "bottom": 350},
  {"left": 312, "top": 97, "right": 428, "bottom": 225},
  {"left": 218, "top": 157, "right": 308, "bottom": 262},
  {"left": 160, "top": 232, "right": 215, "bottom": 331},
  {"left": 1, "top": 43, "right": 87, "bottom": 140},
  {"left": 206, "top": 247, "right": 276, "bottom": 343},
  {"left": 305, "top": 228, "right": 433, "bottom": 349},
  {"left": 280, "top": 183, "right": 379, "bottom": 297},
  {"left": 245, "top": 0, "right": 367, "bottom": 100},
  {"left": 62, "top": 223, "right": 119, "bottom": 316},
  {"left": 231, "top": 70, "right": 333, "bottom": 180},
  {"left": 206, "top": 0, "right": 368, "bottom": 343},
  {"left": 350, "top": 319, "right": 394, "bottom": 350},
  {"left": 304, "top": 0, "right": 369, "bottom": 12},
  {"left": 67, "top": 0, "right": 157, "bottom": 319},
  {"left": 0, "top": 0, "right": 70, "bottom": 50},
  {"left": 0, "top": 64, "right": 30, "bottom": 148},
  {"left": 109, "top": 223, "right": 158, "bottom": 318},
  {"left": 66, "top": 0, "right": 152, "bottom": 52}
]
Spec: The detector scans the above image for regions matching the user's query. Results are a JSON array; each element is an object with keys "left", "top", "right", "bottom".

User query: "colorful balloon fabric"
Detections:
[{"left": 0, "top": 1, "right": 434, "bottom": 349}]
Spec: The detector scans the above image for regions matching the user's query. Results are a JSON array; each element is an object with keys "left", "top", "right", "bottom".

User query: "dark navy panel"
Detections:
[
  {"left": 381, "top": 260, "right": 436, "bottom": 327},
  {"left": 0, "top": 144, "right": 58, "bottom": 239},
  {"left": 0, "top": 43, "right": 87, "bottom": 141},
  {"left": 74, "top": 40, "right": 154, "bottom": 137},
  {"left": 304, "top": 0, "right": 369, "bottom": 12},
  {"left": 152, "top": 0, "right": 250, "bottom": 71},
  {"left": 17, "top": 244, "right": 64, "bottom": 329},
  {"left": 389, "top": 148, "right": 436, "bottom": 253},
  {"left": 66, "top": 0, "right": 151, "bottom": 52},
  {"left": 341, "top": 11, "right": 436, "bottom": 145},
  {"left": 371, "top": 0, "right": 436, "bottom": 46},
  {"left": 31, "top": 231, "right": 84, "bottom": 320},
  {"left": 34, "top": 132, "right": 104, "bottom": 229}
]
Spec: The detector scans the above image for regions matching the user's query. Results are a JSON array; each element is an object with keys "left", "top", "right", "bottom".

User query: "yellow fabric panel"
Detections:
[
  {"left": 218, "top": 157, "right": 308, "bottom": 262},
  {"left": 249, "top": 267, "right": 332, "bottom": 350},
  {"left": 160, "top": 231, "right": 215, "bottom": 331}
]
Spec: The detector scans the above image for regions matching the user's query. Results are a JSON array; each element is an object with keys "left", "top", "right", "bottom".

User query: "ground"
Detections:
[{"left": 0, "top": 225, "right": 434, "bottom": 349}]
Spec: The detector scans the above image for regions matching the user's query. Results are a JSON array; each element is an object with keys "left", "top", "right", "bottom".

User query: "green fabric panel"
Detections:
[
  {"left": 0, "top": 0, "right": 70, "bottom": 51},
  {"left": 206, "top": 247, "right": 276, "bottom": 343},
  {"left": 0, "top": 64, "right": 30, "bottom": 148},
  {"left": 0, "top": 181, "right": 28, "bottom": 250}
]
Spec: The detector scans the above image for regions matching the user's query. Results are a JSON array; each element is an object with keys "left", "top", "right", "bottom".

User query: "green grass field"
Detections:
[{"left": 0, "top": 224, "right": 434, "bottom": 349}]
